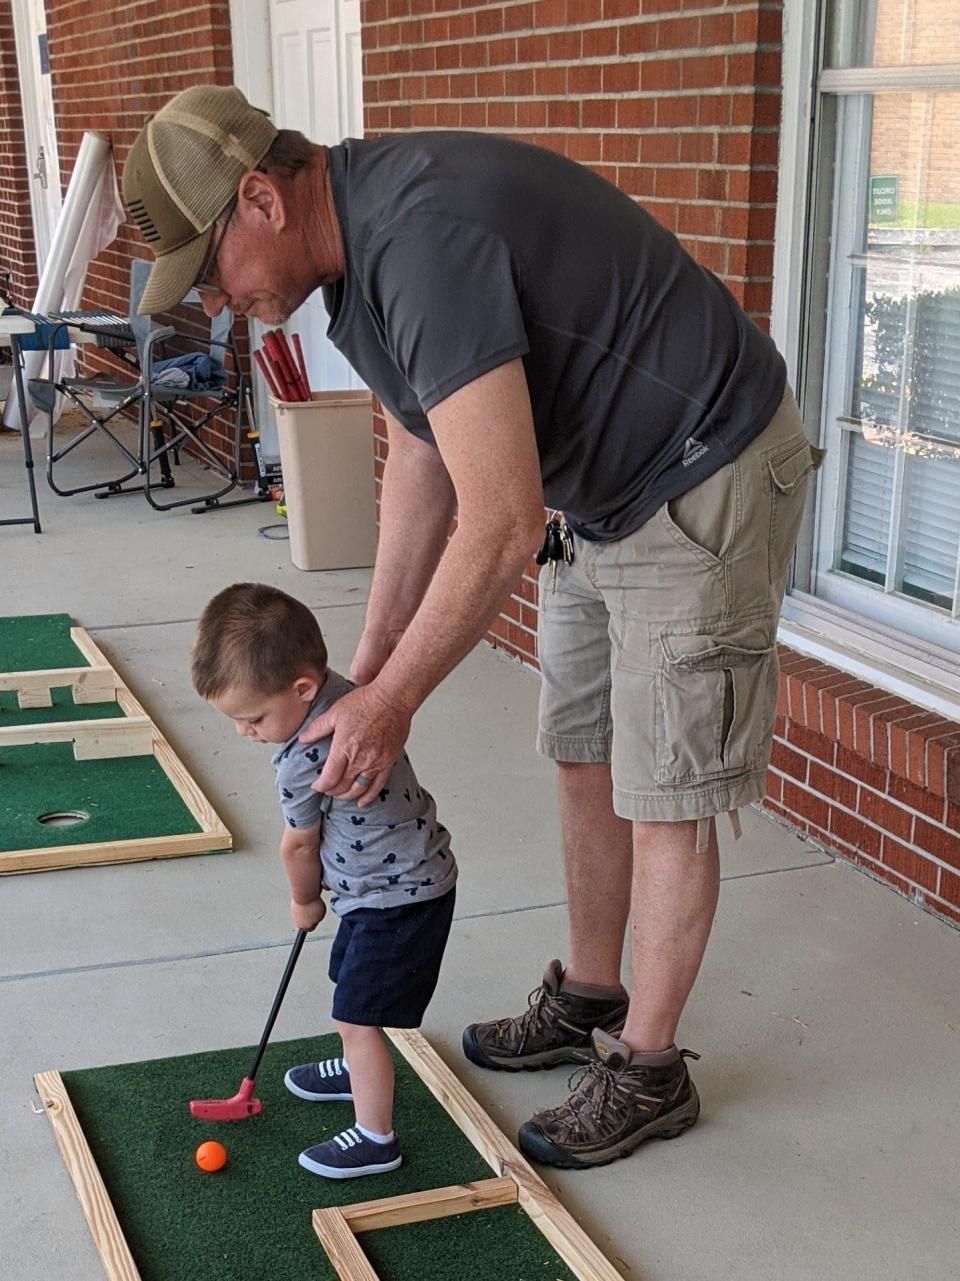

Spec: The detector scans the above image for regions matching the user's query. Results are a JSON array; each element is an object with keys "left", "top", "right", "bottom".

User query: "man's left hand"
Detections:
[{"left": 302, "top": 683, "right": 410, "bottom": 807}]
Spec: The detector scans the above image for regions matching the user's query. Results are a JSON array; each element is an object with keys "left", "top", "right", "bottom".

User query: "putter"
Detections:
[{"left": 189, "top": 928, "right": 307, "bottom": 1120}]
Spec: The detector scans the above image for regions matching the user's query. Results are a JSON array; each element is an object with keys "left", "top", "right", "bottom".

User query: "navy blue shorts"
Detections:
[{"left": 329, "top": 887, "right": 456, "bottom": 1028}]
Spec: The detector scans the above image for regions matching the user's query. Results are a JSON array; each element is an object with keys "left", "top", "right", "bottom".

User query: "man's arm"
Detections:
[
  {"left": 279, "top": 821, "right": 325, "bottom": 930},
  {"left": 352, "top": 411, "right": 457, "bottom": 685},
  {"left": 306, "top": 358, "right": 545, "bottom": 801}
]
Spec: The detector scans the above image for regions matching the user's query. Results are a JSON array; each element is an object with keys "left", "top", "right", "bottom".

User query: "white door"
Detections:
[
  {"left": 12, "top": 0, "right": 62, "bottom": 272},
  {"left": 269, "top": 0, "right": 365, "bottom": 393}
]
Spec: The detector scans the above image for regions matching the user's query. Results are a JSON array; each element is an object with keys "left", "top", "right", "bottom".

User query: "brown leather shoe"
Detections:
[
  {"left": 462, "top": 960, "right": 628, "bottom": 1071},
  {"left": 517, "top": 1028, "right": 700, "bottom": 1168}
]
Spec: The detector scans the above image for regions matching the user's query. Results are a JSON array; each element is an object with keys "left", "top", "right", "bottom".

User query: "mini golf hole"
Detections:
[{"left": 37, "top": 810, "right": 90, "bottom": 828}]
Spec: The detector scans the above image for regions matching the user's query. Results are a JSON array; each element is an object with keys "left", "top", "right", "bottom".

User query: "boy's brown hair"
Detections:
[{"left": 192, "top": 583, "right": 327, "bottom": 699}]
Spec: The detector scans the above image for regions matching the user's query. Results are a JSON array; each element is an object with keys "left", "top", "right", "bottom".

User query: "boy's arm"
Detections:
[{"left": 279, "top": 821, "right": 325, "bottom": 931}]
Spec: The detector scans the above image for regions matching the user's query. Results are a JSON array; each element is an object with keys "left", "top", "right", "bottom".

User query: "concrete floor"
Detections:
[{"left": 2, "top": 426, "right": 958, "bottom": 1281}]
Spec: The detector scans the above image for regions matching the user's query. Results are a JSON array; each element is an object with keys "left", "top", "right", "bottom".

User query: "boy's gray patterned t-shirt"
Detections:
[{"left": 271, "top": 669, "right": 456, "bottom": 916}]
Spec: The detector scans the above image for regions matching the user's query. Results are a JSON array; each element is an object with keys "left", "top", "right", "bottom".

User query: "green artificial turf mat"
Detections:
[
  {"left": 0, "top": 741, "right": 201, "bottom": 851},
  {"left": 0, "top": 613, "right": 87, "bottom": 671},
  {"left": 59, "top": 1034, "right": 580, "bottom": 1281}
]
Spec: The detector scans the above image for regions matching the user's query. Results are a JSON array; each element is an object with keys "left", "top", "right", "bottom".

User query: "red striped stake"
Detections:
[
  {"left": 291, "top": 333, "right": 311, "bottom": 400},
  {"left": 254, "top": 348, "right": 283, "bottom": 399}
]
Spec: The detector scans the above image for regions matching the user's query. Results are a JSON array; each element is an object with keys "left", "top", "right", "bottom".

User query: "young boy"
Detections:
[{"left": 192, "top": 582, "right": 457, "bottom": 1179}]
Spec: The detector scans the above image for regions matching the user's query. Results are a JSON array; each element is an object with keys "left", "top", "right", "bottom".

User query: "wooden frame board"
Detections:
[
  {"left": 1, "top": 625, "right": 231, "bottom": 873},
  {"left": 34, "top": 1031, "right": 627, "bottom": 1281}
]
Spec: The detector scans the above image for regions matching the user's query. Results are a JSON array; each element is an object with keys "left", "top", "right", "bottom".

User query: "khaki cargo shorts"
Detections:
[{"left": 537, "top": 387, "right": 824, "bottom": 823}]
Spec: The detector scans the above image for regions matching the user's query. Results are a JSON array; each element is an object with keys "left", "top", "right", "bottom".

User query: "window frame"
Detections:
[{"left": 773, "top": 0, "right": 960, "bottom": 720}]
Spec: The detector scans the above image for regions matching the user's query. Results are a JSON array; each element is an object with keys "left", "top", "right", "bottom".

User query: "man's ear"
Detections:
[
  {"left": 237, "top": 170, "right": 287, "bottom": 230},
  {"left": 293, "top": 673, "right": 320, "bottom": 704}
]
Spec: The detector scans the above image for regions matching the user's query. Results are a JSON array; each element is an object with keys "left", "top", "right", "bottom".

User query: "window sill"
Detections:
[{"left": 779, "top": 593, "right": 960, "bottom": 723}]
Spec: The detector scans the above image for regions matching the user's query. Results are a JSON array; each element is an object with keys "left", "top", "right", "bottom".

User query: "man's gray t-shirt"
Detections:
[
  {"left": 272, "top": 669, "right": 456, "bottom": 916},
  {"left": 323, "top": 130, "right": 786, "bottom": 542}
]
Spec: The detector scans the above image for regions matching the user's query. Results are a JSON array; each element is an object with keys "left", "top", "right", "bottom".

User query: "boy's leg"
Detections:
[{"left": 334, "top": 1020, "right": 394, "bottom": 1135}]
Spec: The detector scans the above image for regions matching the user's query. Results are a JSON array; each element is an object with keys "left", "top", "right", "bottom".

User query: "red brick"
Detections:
[
  {"left": 798, "top": 670, "right": 843, "bottom": 735},
  {"left": 914, "top": 818, "right": 960, "bottom": 869},
  {"left": 819, "top": 677, "right": 868, "bottom": 742},
  {"left": 853, "top": 695, "right": 903, "bottom": 759},
  {"left": 770, "top": 739, "right": 807, "bottom": 784},
  {"left": 889, "top": 711, "right": 940, "bottom": 778},
  {"left": 908, "top": 719, "right": 960, "bottom": 789},
  {"left": 786, "top": 721, "right": 835, "bottom": 766},
  {"left": 880, "top": 837, "right": 939, "bottom": 893},
  {"left": 926, "top": 894, "right": 960, "bottom": 927},
  {"left": 925, "top": 731, "right": 960, "bottom": 800},
  {"left": 888, "top": 774, "right": 947, "bottom": 823},
  {"left": 857, "top": 790, "right": 914, "bottom": 842},
  {"left": 783, "top": 780, "right": 830, "bottom": 831},
  {"left": 764, "top": 769, "right": 784, "bottom": 804},
  {"left": 809, "top": 762, "right": 857, "bottom": 811},
  {"left": 836, "top": 686, "right": 881, "bottom": 751},
  {"left": 939, "top": 868, "right": 960, "bottom": 909},
  {"left": 835, "top": 744, "right": 888, "bottom": 792},
  {"left": 830, "top": 809, "right": 882, "bottom": 859}
]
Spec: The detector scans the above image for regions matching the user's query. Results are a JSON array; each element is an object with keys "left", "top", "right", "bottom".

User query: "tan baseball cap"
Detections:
[{"left": 122, "top": 84, "right": 278, "bottom": 314}]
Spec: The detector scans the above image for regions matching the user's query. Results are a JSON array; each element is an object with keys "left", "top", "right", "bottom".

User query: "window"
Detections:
[{"left": 797, "top": 1, "right": 960, "bottom": 658}]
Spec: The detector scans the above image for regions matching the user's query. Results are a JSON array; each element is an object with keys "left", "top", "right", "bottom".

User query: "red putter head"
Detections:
[{"left": 188, "top": 1076, "right": 262, "bottom": 1121}]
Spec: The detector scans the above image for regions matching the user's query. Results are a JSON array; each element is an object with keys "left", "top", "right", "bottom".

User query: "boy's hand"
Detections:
[{"left": 291, "top": 896, "right": 326, "bottom": 932}]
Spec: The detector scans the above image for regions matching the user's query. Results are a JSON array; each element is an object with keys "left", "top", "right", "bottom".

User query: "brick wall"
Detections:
[
  {"left": 767, "top": 650, "right": 960, "bottom": 928},
  {"left": 0, "top": 0, "right": 39, "bottom": 308},
  {"left": 362, "top": 0, "right": 784, "bottom": 670},
  {"left": 38, "top": 1, "right": 245, "bottom": 469}
]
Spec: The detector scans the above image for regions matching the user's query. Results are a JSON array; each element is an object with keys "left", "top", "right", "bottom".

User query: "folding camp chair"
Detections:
[{"left": 30, "top": 259, "right": 258, "bottom": 512}]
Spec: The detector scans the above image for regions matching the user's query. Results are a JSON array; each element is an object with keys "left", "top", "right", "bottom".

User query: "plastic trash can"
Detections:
[{"left": 271, "top": 391, "right": 379, "bottom": 571}]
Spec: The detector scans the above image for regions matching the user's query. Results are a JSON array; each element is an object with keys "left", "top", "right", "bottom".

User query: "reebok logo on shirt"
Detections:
[{"left": 682, "top": 437, "right": 708, "bottom": 467}]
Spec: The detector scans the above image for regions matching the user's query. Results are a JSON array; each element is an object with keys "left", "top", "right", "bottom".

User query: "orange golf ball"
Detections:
[{"left": 195, "top": 1140, "right": 228, "bottom": 1173}]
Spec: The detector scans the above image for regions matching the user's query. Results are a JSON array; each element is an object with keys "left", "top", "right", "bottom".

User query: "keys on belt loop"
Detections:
[{"left": 535, "top": 512, "right": 574, "bottom": 591}]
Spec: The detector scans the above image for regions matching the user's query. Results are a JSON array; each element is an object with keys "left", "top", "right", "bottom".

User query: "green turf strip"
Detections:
[
  {"left": 0, "top": 613, "right": 86, "bottom": 670},
  {"left": 60, "top": 1035, "right": 579, "bottom": 1281},
  {"left": 0, "top": 741, "right": 202, "bottom": 851},
  {"left": 0, "top": 686, "right": 125, "bottom": 727}
]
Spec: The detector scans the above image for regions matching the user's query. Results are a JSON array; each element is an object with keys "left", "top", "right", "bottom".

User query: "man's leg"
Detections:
[
  {"left": 461, "top": 757, "right": 631, "bottom": 1071},
  {"left": 558, "top": 761, "right": 632, "bottom": 988},
  {"left": 622, "top": 817, "right": 720, "bottom": 1051}
]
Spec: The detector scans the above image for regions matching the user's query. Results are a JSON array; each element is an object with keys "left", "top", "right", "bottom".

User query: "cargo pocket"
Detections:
[
  {"left": 655, "top": 615, "right": 778, "bottom": 786},
  {"left": 767, "top": 438, "right": 826, "bottom": 585}
]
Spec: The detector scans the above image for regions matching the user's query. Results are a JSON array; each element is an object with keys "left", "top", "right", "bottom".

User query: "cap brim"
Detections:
[{"left": 137, "top": 231, "right": 212, "bottom": 315}]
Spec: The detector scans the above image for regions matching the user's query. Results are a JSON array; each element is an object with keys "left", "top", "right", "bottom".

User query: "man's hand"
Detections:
[
  {"left": 301, "top": 683, "right": 410, "bottom": 807},
  {"left": 351, "top": 627, "right": 404, "bottom": 687},
  {"left": 291, "top": 895, "right": 326, "bottom": 932}
]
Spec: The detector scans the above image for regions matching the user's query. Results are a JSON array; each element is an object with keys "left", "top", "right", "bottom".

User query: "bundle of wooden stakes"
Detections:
[{"left": 254, "top": 330, "right": 311, "bottom": 401}]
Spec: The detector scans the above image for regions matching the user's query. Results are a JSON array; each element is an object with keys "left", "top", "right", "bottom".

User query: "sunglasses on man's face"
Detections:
[{"left": 193, "top": 198, "right": 237, "bottom": 295}]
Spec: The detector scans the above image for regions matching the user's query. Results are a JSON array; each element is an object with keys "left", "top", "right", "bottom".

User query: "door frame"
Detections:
[{"left": 11, "top": 0, "right": 63, "bottom": 272}]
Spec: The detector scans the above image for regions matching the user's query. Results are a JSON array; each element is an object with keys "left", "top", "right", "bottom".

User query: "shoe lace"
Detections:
[
  {"left": 517, "top": 983, "right": 556, "bottom": 1051},
  {"left": 493, "top": 983, "right": 554, "bottom": 1053},
  {"left": 560, "top": 1060, "right": 619, "bottom": 1136}
]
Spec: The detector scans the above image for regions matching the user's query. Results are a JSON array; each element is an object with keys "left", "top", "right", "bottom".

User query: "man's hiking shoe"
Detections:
[
  {"left": 284, "top": 1057, "right": 352, "bottom": 1101},
  {"left": 517, "top": 1029, "right": 700, "bottom": 1169},
  {"left": 462, "top": 959, "right": 628, "bottom": 1071},
  {"left": 299, "top": 1126, "right": 402, "bottom": 1179}
]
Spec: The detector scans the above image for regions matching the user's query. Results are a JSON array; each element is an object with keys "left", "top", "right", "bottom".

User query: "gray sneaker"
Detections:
[
  {"left": 284, "top": 1057, "right": 352, "bottom": 1101},
  {"left": 518, "top": 1029, "right": 700, "bottom": 1169},
  {"left": 299, "top": 1126, "right": 402, "bottom": 1179},
  {"left": 462, "top": 960, "right": 628, "bottom": 1071}
]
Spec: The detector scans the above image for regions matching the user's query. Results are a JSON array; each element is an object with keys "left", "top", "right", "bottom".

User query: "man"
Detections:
[{"left": 124, "top": 85, "right": 822, "bottom": 1170}]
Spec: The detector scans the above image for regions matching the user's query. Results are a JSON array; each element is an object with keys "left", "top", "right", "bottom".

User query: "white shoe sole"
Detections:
[
  {"left": 298, "top": 1150, "right": 403, "bottom": 1179},
  {"left": 284, "top": 1068, "right": 352, "bottom": 1102}
]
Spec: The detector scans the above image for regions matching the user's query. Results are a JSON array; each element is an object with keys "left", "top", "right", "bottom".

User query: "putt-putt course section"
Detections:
[
  {"left": 35, "top": 1030, "right": 624, "bottom": 1281},
  {"left": 0, "top": 614, "right": 231, "bottom": 873}
]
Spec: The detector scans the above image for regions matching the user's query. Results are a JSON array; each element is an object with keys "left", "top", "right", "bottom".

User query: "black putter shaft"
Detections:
[{"left": 246, "top": 928, "right": 307, "bottom": 1083}]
